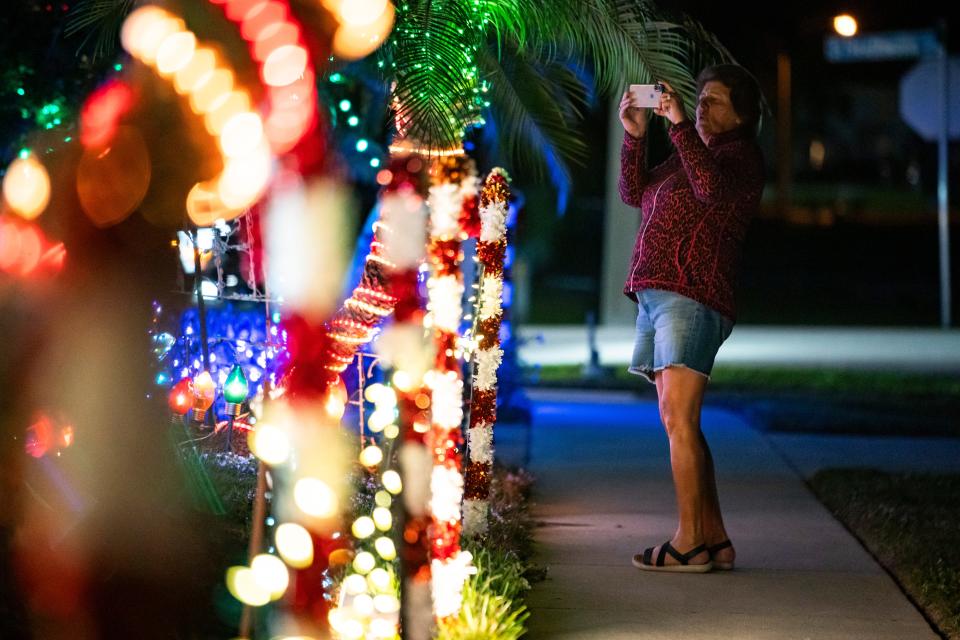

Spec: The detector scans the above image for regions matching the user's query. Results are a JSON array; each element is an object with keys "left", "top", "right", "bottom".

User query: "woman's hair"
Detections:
[{"left": 696, "top": 64, "right": 763, "bottom": 137}]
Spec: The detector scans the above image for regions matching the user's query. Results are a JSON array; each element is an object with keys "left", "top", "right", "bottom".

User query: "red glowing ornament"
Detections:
[{"left": 168, "top": 377, "right": 194, "bottom": 415}]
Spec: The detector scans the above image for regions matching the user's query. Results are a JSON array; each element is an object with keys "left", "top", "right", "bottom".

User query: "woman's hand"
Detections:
[
  {"left": 619, "top": 91, "right": 647, "bottom": 139},
  {"left": 652, "top": 80, "right": 687, "bottom": 126}
]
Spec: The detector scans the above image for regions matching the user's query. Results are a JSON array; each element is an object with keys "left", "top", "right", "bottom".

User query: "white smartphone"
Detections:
[{"left": 628, "top": 83, "right": 664, "bottom": 108}]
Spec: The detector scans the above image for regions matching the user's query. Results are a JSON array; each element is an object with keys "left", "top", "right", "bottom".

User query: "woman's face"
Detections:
[{"left": 695, "top": 81, "right": 741, "bottom": 140}]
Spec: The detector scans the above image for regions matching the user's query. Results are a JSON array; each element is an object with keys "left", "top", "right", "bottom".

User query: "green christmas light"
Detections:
[
  {"left": 16, "top": 88, "right": 24, "bottom": 96},
  {"left": 370, "top": 158, "right": 381, "bottom": 168},
  {"left": 329, "top": 73, "right": 343, "bottom": 83},
  {"left": 114, "top": 63, "right": 123, "bottom": 72},
  {"left": 223, "top": 365, "right": 249, "bottom": 404},
  {"left": 339, "top": 99, "right": 352, "bottom": 112},
  {"left": 18, "top": 148, "right": 29, "bottom": 159},
  {"left": 355, "top": 139, "right": 368, "bottom": 152},
  {"left": 347, "top": 115, "right": 359, "bottom": 127}
]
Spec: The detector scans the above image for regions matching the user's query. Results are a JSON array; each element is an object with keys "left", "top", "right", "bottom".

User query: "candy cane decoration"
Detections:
[{"left": 464, "top": 168, "right": 510, "bottom": 538}]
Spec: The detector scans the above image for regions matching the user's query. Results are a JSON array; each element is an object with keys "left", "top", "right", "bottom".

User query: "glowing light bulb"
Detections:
[
  {"left": 219, "top": 112, "right": 264, "bottom": 158},
  {"left": 192, "top": 371, "right": 216, "bottom": 421},
  {"left": 359, "top": 445, "right": 383, "bottom": 467},
  {"left": 250, "top": 553, "right": 289, "bottom": 599},
  {"left": 3, "top": 155, "right": 51, "bottom": 220},
  {"left": 353, "top": 551, "right": 375, "bottom": 574},
  {"left": 226, "top": 566, "right": 271, "bottom": 606},
  {"left": 156, "top": 31, "right": 197, "bottom": 76},
  {"left": 294, "top": 477, "right": 338, "bottom": 517},
  {"left": 373, "top": 594, "right": 400, "bottom": 614},
  {"left": 374, "top": 491, "right": 392, "bottom": 508},
  {"left": 369, "top": 619, "right": 397, "bottom": 637},
  {"left": 275, "top": 522, "right": 313, "bottom": 568},
  {"left": 383, "top": 424, "right": 399, "bottom": 440},
  {"left": 262, "top": 44, "right": 307, "bottom": 87},
  {"left": 343, "top": 573, "right": 368, "bottom": 595},
  {"left": 833, "top": 14, "right": 858, "bottom": 37},
  {"left": 223, "top": 364, "right": 249, "bottom": 404},
  {"left": 373, "top": 507, "right": 392, "bottom": 531},
  {"left": 353, "top": 593, "right": 375, "bottom": 616},
  {"left": 174, "top": 46, "right": 217, "bottom": 94},
  {"left": 189, "top": 68, "right": 235, "bottom": 114},
  {"left": 382, "top": 470, "right": 402, "bottom": 494},
  {"left": 364, "top": 382, "right": 385, "bottom": 403},
  {"left": 218, "top": 149, "right": 271, "bottom": 208},
  {"left": 391, "top": 371, "right": 413, "bottom": 392},
  {"left": 338, "top": 0, "right": 388, "bottom": 27},
  {"left": 249, "top": 422, "right": 291, "bottom": 465},
  {"left": 368, "top": 568, "right": 391, "bottom": 593},
  {"left": 167, "top": 377, "right": 194, "bottom": 415},
  {"left": 367, "top": 409, "right": 392, "bottom": 433},
  {"left": 352, "top": 516, "right": 375, "bottom": 539},
  {"left": 374, "top": 536, "right": 396, "bottom": 560}
]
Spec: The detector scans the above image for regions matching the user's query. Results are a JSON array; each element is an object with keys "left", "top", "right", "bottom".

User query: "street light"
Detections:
[{"left": 833, "top": 14, "right": 858, "bottom": 37}]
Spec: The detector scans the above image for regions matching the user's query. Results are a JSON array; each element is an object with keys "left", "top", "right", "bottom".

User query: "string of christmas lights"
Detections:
[{"left": 464, "top": 168, "right": 511, "bottom": 538}]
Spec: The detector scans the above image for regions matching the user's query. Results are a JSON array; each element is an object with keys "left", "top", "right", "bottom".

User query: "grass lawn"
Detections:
[{"left": 809, "top": 469, "right": 960, "bottom": 639}]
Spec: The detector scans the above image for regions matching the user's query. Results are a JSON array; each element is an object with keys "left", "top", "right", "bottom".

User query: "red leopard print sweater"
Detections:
[{"left": 618, "top": 121, "right": 764, "bottom": 322}]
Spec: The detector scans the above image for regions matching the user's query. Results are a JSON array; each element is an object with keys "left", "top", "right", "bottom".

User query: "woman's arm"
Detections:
[{"left": 618, "top": 131, "right": 648, "bottom": 208}]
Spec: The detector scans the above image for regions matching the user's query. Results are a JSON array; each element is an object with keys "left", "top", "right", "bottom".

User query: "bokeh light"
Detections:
[
  {"left": 3, "top": 155, "right": 51, "bottom": 220},
  {"left": 276, "top": 522, "right": 314, "bottom": 568},
  {"left": 76, "top": 126, "right": 151, "bottom": 227}
]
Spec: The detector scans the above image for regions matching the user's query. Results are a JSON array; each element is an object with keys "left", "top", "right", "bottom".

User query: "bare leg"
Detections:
[{"left": 644, "top": 366, "right": 710, "bottom": 565}]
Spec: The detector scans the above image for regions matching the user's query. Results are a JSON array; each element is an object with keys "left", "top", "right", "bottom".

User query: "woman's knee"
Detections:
[{"left": 659, "top": 398, "right": 701, "bottom": 440}]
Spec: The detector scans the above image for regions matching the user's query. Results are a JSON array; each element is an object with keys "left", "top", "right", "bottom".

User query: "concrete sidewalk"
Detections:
[
  {"left": 519, "top": 325, "right": 960, "bottom": 372},
  {"left": 523, "top": 389, "right": 937, "bottom": 639}
]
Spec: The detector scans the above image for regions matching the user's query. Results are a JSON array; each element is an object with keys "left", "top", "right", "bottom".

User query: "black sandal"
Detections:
[
  {"left": 632, "top": 541, "right": 713, "bottom": 573},
  {"left": 708, "top": 539, "right": 734, "bottom": 571}
]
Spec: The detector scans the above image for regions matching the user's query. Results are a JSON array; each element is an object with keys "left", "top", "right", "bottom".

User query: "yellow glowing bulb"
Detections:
[
  {"left": 339, "top": 620, "right": 364, "bottom": 640},
  {"left": 833, "top": 14, "right": 858, "bottom": 37},
  {"left": 353, "top": 593, "right": 375, "bottom": 617},
  {"left": 353, "top": 551, "right": 376, "bottom": 574},
  {"left": 391, "top": 371, "right": 413, "bottom": 392},
  {"left": 364, "top": 382, "right": 386, "bottom": 403},
  {"left": 249, "top": 422, "right": 291, "bottom": 465},
  {"left": 369, "top": 619, "right": 397, "bottom": 637},
  {"left": 374, "top": 491, "right": 392, "bottom": 508},
  {"left": 351, "top": 516, "right": 375, "bottom": 539},
  {"left": 219, "top": 112, "right": 265, "bottom": 158},
  {"left": 203, "top": 90, "right": 251, "bottom": 136},
  {"left": 367, "top": 567, "right": 391, "bottom": 592},
  {"left": 275, "top": 522, "right": 314, "bottom": 568},
  {"left": 377, "top": 386, "right": 397, "bottom": 408},
  {"left": 294, "top": 477, "right": 338, "bottom": 518},
  {"left": 382, "top": 470, "right": 402, "bottom": 494},
  {"left": 189, "top": 68, "right": 235, "bottom": 114},
  {"left": 250, "top": 553, "right": 289, "bottom": 599},
  {"left": 367, "top": 409, "right": 392, "bottom": 433},
  {"left": 374, "top": 537, "right": 396, "bottom": 561},
  {"left": 226, "top": 566, "right": 271, "bottom": 607},
  {"left": 218, "top": 150, "right": 271, "bottom": 209},
  {"left": 327, "top": 607, "right": 348, "bottom": 633},
  {"left": 174, "top": 46, "right": 217, "bottom": 94},
  {"left": 338, "top": 0, "right": 389, "bottom": 27},
  {"left": 121, "top": 8, "right": 182, "bottom": 63},
  {"left": 359, "top": 445, "right": 383, "bottom": 467},
  {"left": 373, "top": 594, "right": 400, "bottom": 614},
  {"left": 372, "top": 507, "right": 392, "bottom": 531},
  {"left": 332, "top": 2, "right": 394, "bottom": 61},
  {"left": 156, "top": 31, "right": 196, "bottom": 76},
  {"left": 343, "top": 573, "right": 368, "bottom": 595},
  {"left": 325, "top": 395, "right": 347, "bottom": 420},
  {"left": 383, "top": 424, "right": 400, "bottom": 440},
  {"left": 3, "top": 156, "right": 50, "bottom": 220},
  {"left": 262, "top": 45, "right": 308, "bottom": 87}
]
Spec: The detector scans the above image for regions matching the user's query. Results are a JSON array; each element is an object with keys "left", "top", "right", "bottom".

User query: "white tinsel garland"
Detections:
[
  {"left": 379, "top": 192, "right": 427, "bottom": 269},
  {"left": 461, "top": 174, "right": 480, "bottom": 199},
  {"left": 462, "top": 499, "right": 489, "bottom": 537},
  {"left": 479, "top": 201, "right": 507, "bottom": 243},
  {"left": 429, "top": 465, "right": 464, "bottom": 523},
  {"left": 431, "top": 551, "right": 477, "bottom": 618},
  {"left": 426, "top": 370, "right": 463, "bottom": 430},
  {"left": 474, "top": 347, "right": 503, "bottom": 392},
  {"left": 467, "top": 425, "right": 493, "bottom": 464},
  {"left": 427, "top": 274, "right": 463, "bottom": 333},
  {"left": 478, "top": 276, "right": 503, "bottom": 321},
  {"left": 428, "top": 182, "right": 462, "bottom": 238}
]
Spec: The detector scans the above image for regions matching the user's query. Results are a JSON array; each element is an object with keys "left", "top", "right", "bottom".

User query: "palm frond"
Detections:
[
  {"left": 479, "top": 43, "right": 589, "bottom": 213},
  {"left": 389, "top": 0, "right": 488, "bottom": 150},
  {"left": 65, "top": 0, "right": 134, "bottom": 60}
]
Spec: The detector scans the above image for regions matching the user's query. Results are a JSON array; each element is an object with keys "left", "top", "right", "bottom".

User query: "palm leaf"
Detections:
[
  {"left": 64, "top": 0, "right": 133, "bottom": 60},
  {"left": 389, "top": 0, "right": 487, "bottom": 150},
  {"left": 479, "top": 43, "right": 589, "bottom": 212}
]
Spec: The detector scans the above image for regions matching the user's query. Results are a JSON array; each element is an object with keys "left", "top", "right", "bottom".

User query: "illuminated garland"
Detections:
[
  {"left": 367, "top": 153, "right": 435, "bottom": 640},
  {"left": 464, "top": 168, "right": 510, "bottom": 538},
  {"left": 425, "top": 155, "right": 478, "bottom": 619},
  {"left": 120, "top": 5, "right": 273, "bottom": 226}
]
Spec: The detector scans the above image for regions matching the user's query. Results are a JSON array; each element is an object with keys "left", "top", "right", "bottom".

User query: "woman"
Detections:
[{"left": 618, "top": 65, "right": 764, "bottom": 572}]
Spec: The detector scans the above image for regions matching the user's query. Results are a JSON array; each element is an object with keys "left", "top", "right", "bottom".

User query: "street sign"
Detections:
[
  {"left": 900, "top": 56, "right": 960, "bottom": 141},
  {"left": 825, "top": 30, "right": 940, "bottom": 63}
]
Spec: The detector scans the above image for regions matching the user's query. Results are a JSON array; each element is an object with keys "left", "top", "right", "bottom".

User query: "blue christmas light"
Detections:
[{"left": 355, "top": 139, "right": 369, "bottom": 152}]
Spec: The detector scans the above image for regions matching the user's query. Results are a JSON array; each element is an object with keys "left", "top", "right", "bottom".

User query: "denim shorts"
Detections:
[{"left": 628, "top": 288, "right": 734, "bottom": 384}]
